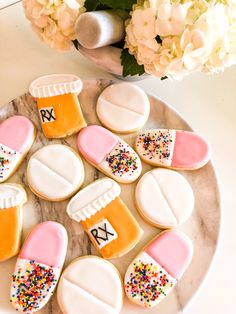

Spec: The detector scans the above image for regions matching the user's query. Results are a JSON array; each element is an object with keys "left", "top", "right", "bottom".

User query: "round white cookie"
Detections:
[
  {"left": 27, "top": 144, "right": 84, "bottom": 201},
  {"left": 135, "top": 168, "right": 194, "bottom": 228},
  {"left": 57, "top": 256, "right": 123, "bottom": 314},
  {"left": 97, "top": 83, "right": 150, "bottom": 134}
]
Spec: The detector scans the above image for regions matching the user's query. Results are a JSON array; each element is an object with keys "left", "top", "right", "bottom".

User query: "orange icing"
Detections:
[
  {"left": 81, "top": 197, "right": 142, "bottom": 259},
  {"left": 0, "top": 206, "right": 21, "bottom": 262},
  {"left": 37, "top": 93, "right": 87, "bottom": 138}
]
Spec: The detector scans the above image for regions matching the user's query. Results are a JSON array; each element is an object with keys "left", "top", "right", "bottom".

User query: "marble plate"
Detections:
[{"left": 0, "top": 79, "right": 221, "bottom": 314}]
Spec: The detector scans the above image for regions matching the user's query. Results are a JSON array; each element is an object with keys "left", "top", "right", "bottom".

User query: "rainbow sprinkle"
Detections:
[
  {"left": 136, "top": 130, "right": 174, "bottom": 163},
  {"left": 0, "top": 144, "right": 17, "bottom": 179},
  {"left": 105, "top": 141, "right": 138, "bottom": 177},
  {"left": 10, "top": 259, "right": 58, "bottom": 313},
  {"left": 125, "top": 259, "right": 175, "bottom": 307}
]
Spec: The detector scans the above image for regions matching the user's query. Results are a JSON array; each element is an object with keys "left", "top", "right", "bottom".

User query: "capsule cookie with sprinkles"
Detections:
[
  {"left": 124, "top": 230, "right": 193, "bottom": 308},
  {"left": 77, "top": 125, "right": 142, "bottom": 183},
  {"left": 136, "top": 129, "right": 211, "bottom": 170},
  {"left": 10, "top": 221, "right": 67, "bottom": 313},
  {"left": 0, "top": 116, "right": 36, "bottom": 183}
]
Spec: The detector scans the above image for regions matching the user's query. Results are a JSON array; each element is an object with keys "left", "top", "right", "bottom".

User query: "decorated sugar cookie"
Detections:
[
  {"left": 10, "top": 221, "right": 68, "bottom": 313},
  {"left": 0, "top": 184, "right": 27, "bottom": 262},
  {"left": 0, "top": 115, "right": 36, "bottom": 182},
  {"left": 124, "top": 230, "right": 193, "bottom": 308},
  {"left": 136, "top": 129, "right": 211, "bottom": 170},
  {"left": 77, "top": 125, "right": 142, "bottom": 183},
  {"left": 67, "top": 178, "right": 143, "bottom": 259},
  {"left": 136, "top": 168, "right": 194, "bottom": 228},
  {"left": 27, "top": 144, "right": 84, "bottom": 201},
  {"left": 29, "top": 74, "right": 87, "bottom": 139},
  {"left": 97, "top": 83, "right": 150, "bottom": 134},
  {"left": 57, "top": 256, "right": 123, "bottom": 314}
]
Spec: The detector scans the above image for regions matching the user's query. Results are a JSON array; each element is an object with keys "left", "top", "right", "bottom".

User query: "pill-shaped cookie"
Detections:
[
  {"left": 0, "top": 115, "right": 36, "bottom": 182},
  {"left": 0, "top": 184, "right": 27, "bottom": 262},
  {"left": 77, "top": 125, "right": 142, "bottom": 183},
  {"left": 124, "top": 230, "right": 193, "bottom": 308},
  {"left": 10, "top": 221, "right": 68, "bottom": 313},
  {"left": 136, "top": 169, "right": 194, "bottom": 228},
  {"left": 67, "top": 178, "right": 143, "bottom": 259},
  {"left": 57, "top": 256, "right": 123, "bottom": 314},
  {"left": 29, "top": 74, "right": 86, "bottom": 139},
  {"left": 136, "top": 129, "right": 211, "bottom": 170},
  {"left": 97, "top": 83, "right": 150, "bottom": 134},
  {"left": 27, "top": 144, "right": 84, "bottom": 201}
]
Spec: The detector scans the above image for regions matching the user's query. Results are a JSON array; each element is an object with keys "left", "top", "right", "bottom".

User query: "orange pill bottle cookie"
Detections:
[
  {"left": 67, "top": 178, "right": 143, "bottom": 259},
  {"left": 29, "top": 74, "right": 87, "bottom": 138},
  {"left": 0, "top": 184, "right": 27, "bottom": 262}
]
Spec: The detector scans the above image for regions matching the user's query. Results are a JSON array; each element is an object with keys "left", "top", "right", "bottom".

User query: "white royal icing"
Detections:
[
  {"left": 136, "top": 129, "right": 176, "bottom": 166},
  {"left": 10, "top": 258, "right": 60, "bottom": 314},
  {"left": 124, "top": 251, "right": 177, "bottom": 308},
  {"left": 27, "top": 145, "right": 84, "bottom": 200},
  {"left": 97, "top": 83, "right": 150, "bottom": 133},
  {"left": 88, "top": 218, "right": 118, "bottom": 249},
  {"left": 57, "top": 257, "right": 123, "bottom": 314},
  {"left": 67, "top": 178, "right": 120, "bottom": 222},
  {"left": 99, "top": 140, "right": 142, "bottom": 183},
  {"left": 136, "top": 169, "right": 194, "bottom": 227},
  {"left": 29, "top": 74, "right": 83, "bottom": 98},
  {"left": 0, "top": 143, "right": 21, "bottom": 182},
  {"left": 0, "top": 184, "right": 26, "bottom": 209}
]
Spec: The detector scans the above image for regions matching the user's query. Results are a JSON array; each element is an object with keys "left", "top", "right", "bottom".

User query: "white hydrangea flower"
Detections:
[
  {"left": 155, "top": 2, "right": 192, "bottom": 36},
  {"left": 125, "top": 0, "right": 236, "bottom": 79},
  {"left": 23, "top": 0, "right": 86, "bottom": 51}
]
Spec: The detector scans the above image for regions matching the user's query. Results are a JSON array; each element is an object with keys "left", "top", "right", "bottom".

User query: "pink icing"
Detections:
[
  {"left": 20, "top": 221, "right": 68, "bottom": 268},
  {"left": 145, "top": 230, "right": 193, "bottom": 280},
  {"left": 77, "top": 125, "right": 118, "bottom": 164},
  {"left": 171, "top": 131, "right": 211, "bottom": 169},
  {"left": 0, "top": 116, "right": 35, "bottom": 153}
]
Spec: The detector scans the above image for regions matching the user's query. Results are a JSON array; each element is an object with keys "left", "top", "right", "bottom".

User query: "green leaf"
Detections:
[
  {"left": 121, "top": 49, "right": 145, "bottom": 77},
  {"left": 100, "top": 0, "right": 136, "bottom": 10},
  {"left": 85, "top": 0, "right": 100, "bottom": 11}
]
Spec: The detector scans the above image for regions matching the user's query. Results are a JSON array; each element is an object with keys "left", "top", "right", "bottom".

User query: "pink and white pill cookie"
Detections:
[
  {"left": 0, "top": 116, "right": 36, "bottom": 182},
  {"left": 135, "top": 168, "right": 194, "bottom": 228},
  {"left": 10, "top": 221, "right": 68, "bottom": 313},
  {"left": 57, "top": 256, "right": 123, "bottom": 314},
  {"left": 97, "top": 83, "right": 150, "bottom": 134},
  {"left": 136, "top": 129, "right": 211, "bottom": 170},
  {"left": 77, "top": 125, "right": 142, "bottom": 183},
  {"left": 124, "top": 230, "right": 193, "bottom": 308}
]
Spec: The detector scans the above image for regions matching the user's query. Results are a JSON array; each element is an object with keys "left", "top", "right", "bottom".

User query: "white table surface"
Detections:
[{"left": 0, "top": 2, "right": 235, "bottom": 314}]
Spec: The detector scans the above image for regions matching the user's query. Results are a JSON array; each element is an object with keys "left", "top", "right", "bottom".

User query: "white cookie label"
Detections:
[
  {"left": 39, "top": 107, "right": 56, "bottom": 124},
  {"left": 88, "top": 219, "right": 117, "bottom": 249}
]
